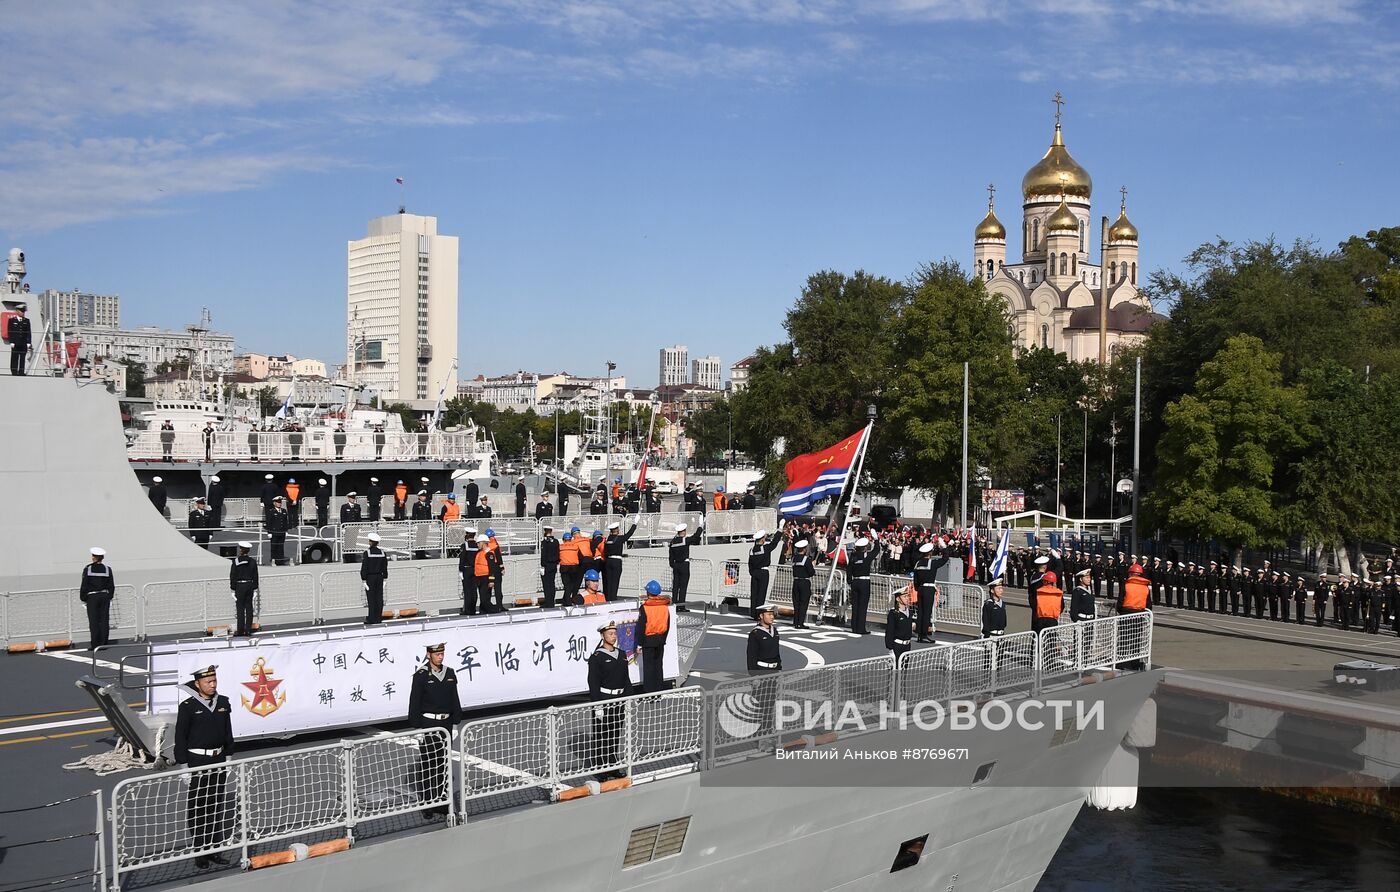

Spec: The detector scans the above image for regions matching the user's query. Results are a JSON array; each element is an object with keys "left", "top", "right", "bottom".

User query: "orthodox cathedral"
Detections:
[{"left": 974, "top": 95, "right": 1155, "bottom": 361}]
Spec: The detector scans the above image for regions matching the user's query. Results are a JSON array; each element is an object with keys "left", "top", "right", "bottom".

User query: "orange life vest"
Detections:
[
  {"left": 1035, "top": 585, "right": 1064, "bottom": 619},
  {"left": 905, "top": 580, "right": 918, "bottom": 605},
  {"left": 612, "top": 483, "right": 621, "bottom": 500},
  {"left": 1123, "top": 576, "right": 1150, "bottom": 610},
  {"left": 395, "top": 484, "right": 407, "bottom": 505},
  {"left": 442, "top": 502, "right": 461, "bottom": 522},
  {"left": 713, "top": 492, "right": 725, "bottom": 511},
  {"left": 559, "top": 539, "right": 580, "bottom": 566},
  {"left": 582, "top": 586, "right": 605, "bottom": 605},
  {"left": 285, "top": 483, "right": 300, "bottom": 504},
  {"left": 474, "top": 549, "right": 492, "bottom": 578},
  {"left": 642, "top": 597, "right": 671, "bottom": 636},
  {"left": 487, "top": 536, "right": 500, "bottom": 556}
]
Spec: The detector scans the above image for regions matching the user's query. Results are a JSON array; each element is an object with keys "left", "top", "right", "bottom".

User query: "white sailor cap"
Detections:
[
  {"left": 367, "top": 532, "right": 382, "bottom": 542},
  {"left": 90, "top": 547, "right": 106, "bottom": 557},
  {"left": 919, "top": 542, "right": 934, "bottom": 554},
  {"left": 608, "top": 521, "right": 621, "bottom": 530},
  {"left": 988, "top": 577, "right": 1005, "bottom": 587},
  {"left": 238, "top": 540, "right": 252, "bottom": 549},
  {"left": 1034, "top": 556, "right": 1049, "bottom": 565},
  {"left": 418, "top": 489, "right": 429, "bottom": 496},
  {"left": 753, "top": 529, "right": 767, "bottom": 540},
  {"left": 1076, "top": 567, "right": 1092, "bottom": 578},
  {"left": 371, "top": 477, "right": 378, "bottom": 483},
  {"left": 347, "top": 491, "right": 357, "bottom": 497},
  {"left": 597, "top": 620, "right": 617, "bottom": 633},
  {"left": 855, "top": 536, "right": 870, "bottom": 547},
  {"left": 318, "top": 478, "right": 327, "bottom": 485},
  {"left": 675, "top": 523, "right": 687, "bottom": 532},
  {"left": 474, "top": 533, "right": 488, "bottom": 543},
  {"left": 794, "top": 539, "right": 809, "bottom": 549},
  {"left": 210, "top": 475, "right": 220, "bottom": 482},
  {"left": 756, "top": 603, "right": 776, "bottom": 614},
  {"left": 152, "top": 476, "right": 163, "bottom": 483},
  {"left": 265, "top": 474, "right": 274, "bottom": 480}
]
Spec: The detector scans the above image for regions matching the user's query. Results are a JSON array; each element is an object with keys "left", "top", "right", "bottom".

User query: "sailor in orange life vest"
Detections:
[
  {"left": 1031, "top": 570, "right": 1064, "bottom": 634},
  {"left": 581, "top": 568, "right": 607, "bottom": 605},
  {"left": 1119, "top": 563, "right": 1151, "bottom": 615},
  {"left": 637, "top": 580, "right": 671, "bottom": 693}
]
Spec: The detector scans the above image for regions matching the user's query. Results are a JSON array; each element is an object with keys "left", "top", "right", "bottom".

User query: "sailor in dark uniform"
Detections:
[
  {"left": 847, "top": 536, "right": 874, "bottom": 634},
  {"left": 885, "top": 587, "right": 914, "bottom": 663},
  {"left": 313, "top": 478, "right": 330, "bottom": 527},
  {"left": 265, "top": 495, "right": 289, "bottom": 565},
  {"left": 148, "top": 475, "right": 168, "bottom": 517},
  {"left": 207, "top": 475, "right": 225, "bottom": 528},
  {"left": 602, "top": 519, "right": 637, "bottom": 602},
  {"left": 982, "top": 579, "right": 1008, "bottom": 639},
  {"left": 747, "top": 527, "right": 783, "bottom": 618},
  {"left": 229, "top": 542, "right": 258, "bottom": 637},
  {"left": 668, "top": 519, "right": 705, "bottom": 612},
  {"left": 79, "top": 547, "right": 115, "bottom": 649},
  {"left": 174, "top": 665, "right": 235, "bottom": 868},
  {"left": 540, "top": 523, "right": 560, "bottom": 609},
  {"left": 789, "top": 538, "right": 815, "bottom": 628},
  {"left": 6, "top": 302, "right": 31, "bottom": 375},
  {"left": 360, "top": 531, "right": 388, "bottom": 624},
  {"left": 340, "top": 492, "right": 362, "bottom": 524},
  {"left": 407, "top": 643, "right": 460, "bottom": 818},
  {"left": 458, "top": 525, "right": 480, "bottom": 614},
  {"left": 911, "top": 541, "right": 947, "bottom": 643},
  {"left": 187, "top": 498, "right": 212, "bottom": 546},
  {"left": 587, "top": 621, "right": 633, "bottom": 778},
  {"left": 746, "top": 604, "right": 782, "bottom": 674},
  {"left": 367, "top": 477, "right": 383, "bottom": 522},
  {"left": 515, "top": 477, "right": 528, "bottom": 518}
]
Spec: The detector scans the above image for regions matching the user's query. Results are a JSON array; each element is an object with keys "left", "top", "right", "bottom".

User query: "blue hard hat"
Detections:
[
  {"left": 615, "top": 476, "right": 622, "bottom": 482},
  {"left": 716, "top": 485, "right": 724, "bottom": 492},
  {"left": 563, "top": 532, "right": 573, "bottom": 541},
  {"left": 592, "top": 530, "right": 602, "bottom": 538},
  {"left": 486, "top": 528, "right": 495, "bottom": 537},
  {"left": 570, "top": 526, "right": 580, "bottom": 533},
  {"left": 645, "top": 580, "right": 662, "bottom": 596},
  {"left": 584, "top": 569, "right": 600, "bottom": 581},
  {"left": 288, "top": 478, "right": 296, "bottom": 483},
  {"left": 447, "top": 493, "right": 456, "bottom": 500}
]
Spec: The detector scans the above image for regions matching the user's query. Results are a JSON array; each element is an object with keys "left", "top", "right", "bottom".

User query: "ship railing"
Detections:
[
  {"left": 108, "top": 727, "right": 452, "bottom": 886},
  {"left": 457, "top": 687, "right": 707, "bottom": 816},
  {"left": 618, "top": 555, "right": 716, "bottom": 602},
  {"left": 1035, "top": 611, "right": 1154, "bottom": 690},
  {"left": 340, "top": 520, "right": 445, "bottom": 560},
  {"left": 699, "top": 507, "right": 778, "bottom": 541},
  {"left": 140, "top": 573, "right": 317, "bottom": 638},
  {"left": 0, "top": 584, "right": 139, "bottom": 650},
  {"left": 128, "top": 429, "right": 489, "bottom": 464},
  {"left": 895, "top": 631, "right": 1039, "bottom": 704},
  {"left": 852, "top": 575, "right": 988, "bottom": 635}
]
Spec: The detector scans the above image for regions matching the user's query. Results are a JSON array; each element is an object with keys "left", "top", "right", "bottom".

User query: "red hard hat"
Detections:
[
  {"left": 1043, "top": 571, "right": 1057, "bottom": 584},
  {"left": 1130, "top": 563, "right": 1144, "bottom": 574}
]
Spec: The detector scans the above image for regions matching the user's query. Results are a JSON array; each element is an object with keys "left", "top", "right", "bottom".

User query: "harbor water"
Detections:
[{"left": 1040, "top": 788, "right": 1400, "bottom": 890}]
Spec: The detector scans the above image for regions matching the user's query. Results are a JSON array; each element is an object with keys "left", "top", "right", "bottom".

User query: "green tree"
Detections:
[
  {"left": 884, "top": 261, "right": 1031, "bottom": 499},
  {"left": 118, "top": 359, "right": 146, "bottom": 398},
  {"left": 253, "top": 385, "right": 280, "bottom": 418},
  {"left": 730, "top": 269, "right": 904, "bottom": 492},
  {"left": 1146, "top": 335, "right": 1306, "bottom": 550}
]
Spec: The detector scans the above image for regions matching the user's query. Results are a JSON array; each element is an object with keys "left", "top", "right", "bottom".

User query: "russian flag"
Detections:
[
  {"left": 966, "top": 526, "right": 977, "bottom": 580},
  {"left": 779, "top": 428, "right": 866, "bottom": 516}
]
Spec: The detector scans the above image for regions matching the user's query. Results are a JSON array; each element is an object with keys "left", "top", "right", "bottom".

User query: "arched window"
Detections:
[
  {"left": 1072, "top": 254, "right": 1077, "bottom": 275},
  {"left": 1059, "top": 252, "right": 1068, "bottom": 275},
  {"left": 1079, "top": 220, "right": 1086, "bottom": 252},
  {"left": 1120, "top": 261, "right": 1128, "bottom": 281},
  {"left": 1109, "top": 263, "right": 1116, "bottom": 284},
  {"left": 998, "top": 259, "right": 1004, "bottom": 269},
  {"left": 1032, "top": 219, "right": 1039, "bottom": 249},
  {"left": 1023, "top": 222, "right": 1029, "bottom": 253},
  {"left": 1131, "top": 262, "right": 1137, "bottom": 284},
  {"left": 1018, "top": 270, "right": 1025, "bottom": 283},
  {"left": 1030, "top": 269, "right": 1038, "bottom": 284},
  {"left": 1040, "top": 324, "right": 1049, "bottom": 349},
  {"left": 986, "top": 259, "right": 994, "bottom": 279}
]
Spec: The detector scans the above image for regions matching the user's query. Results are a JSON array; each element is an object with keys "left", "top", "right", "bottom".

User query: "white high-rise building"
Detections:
[
  {"left": 691, "top": 355, "right": 721, "bottom": 390},
  {"left": 659, "top": 345, "right": 688, "bottom": 387},
  {"left": 347, "top": 211, "right": 459, "bottom": 404},
  {"left": 41, "top": 288, "right": 120, "bottom": 330}
]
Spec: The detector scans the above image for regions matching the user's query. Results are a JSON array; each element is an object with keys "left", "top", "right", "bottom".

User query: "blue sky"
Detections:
[{"left": 3, "top": 0, "right": 1397, "bottom": 388}]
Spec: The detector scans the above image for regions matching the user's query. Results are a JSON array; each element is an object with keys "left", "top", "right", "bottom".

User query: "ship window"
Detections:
[
  {"left": 623, "top": 817, "right": 691, "bottom": 868},
  {"left": 972, "top": 761, "right": 996, "bottom": 786},
  {"left": 890, "top": 834, "right": 928, "bottom": 873}
]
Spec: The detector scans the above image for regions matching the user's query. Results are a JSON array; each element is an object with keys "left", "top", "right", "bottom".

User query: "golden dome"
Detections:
[
  {"left": 975, "top": 207, "right": 1005, "bottom": 241},
  {"left": 1109, "top": 209, "right": 1138, "bottom": 242},
  {"left": 1022, "top": 124, "right": 1092, "bottom": 199},
  {"left": 1046, "top": 199, "right": 1078, "bottom": 233}
]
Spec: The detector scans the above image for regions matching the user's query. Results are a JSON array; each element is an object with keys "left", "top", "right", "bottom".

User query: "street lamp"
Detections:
[{"left": 1055, "top": 413, "right": 1062, "bottom": 517}]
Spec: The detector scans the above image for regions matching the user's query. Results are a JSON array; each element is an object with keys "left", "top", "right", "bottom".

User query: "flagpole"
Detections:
[{"left": 815, "top": 418, "right": 873, "bottom": 627}]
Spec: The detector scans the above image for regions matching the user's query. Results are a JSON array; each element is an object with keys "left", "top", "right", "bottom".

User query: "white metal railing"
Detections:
[
  {"left": 1035, "top": 611, "right": 1153, "bottom": 687},
  {"left": 1, "top": 584, "right": 139, "bottom": 645},
  {"left": 109, "top": 727, "right": 451, "bottom": 883},
  {"left": 128, "top": 429, "right": 489, "bottom": 464}
]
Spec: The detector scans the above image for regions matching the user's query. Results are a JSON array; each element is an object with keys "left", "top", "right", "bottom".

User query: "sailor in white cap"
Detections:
[
  {"left": 361, "top": 531, "right": 388, "bottom": 624},
  {"left": 207, "top": 475, "right": 225, "bottom": 527},
  {"left": 668, "top": 516, "right": 705, "bottom": 611},
  {"left": 588, "top": 620, "right": 633, "bottom": 778},
  {"left": 228, "top": 540, "right": 259, "bottom": 636},
  {"left": 982, "top": 578, "right": 1008, "bottom": 638},
  {"left": 147, "top": 475, "right": 168, "bottom": 517},
  {"left": 1028, "top": 553, "right": 1054, "bottom": 611},
  {"left": 912, "top": 541, "right": 948, "bottom": 642},
  {"left": 602, "top": 516, "right": 638, "bottom": 601},
  {"left": 188, "top": 496, "right": 213, "bottom": 547},
  {"left": 747, "top": 604, "right": 782, "bottom": 673},
  {"left": 886, "top": 585, "right": 914, "bottom": 661},
  {"left": 6, "top": 300, "right": 31, "bottom": 375},
  {"left": 515, "top": 476, "right": 528, "bottom": 518},
  {"left": 457, "top": 526, "right": 482, "bottom": 614},
  {"left": 367, "top": 477, "right": 383, "bottom": 522},
  {"left": 258, "top": 473, "right": 278, "bottom": 524},
  {"left": 790, "top": 538, "right": 815, "bottom": 628},
  {"left": 340, "top": 491, "right": 362, "bottom": 524},
  {"left": 747, "top": 521, "right": 784, "bottom": 619},
  {"left": 847, "top": 534, "right": 874, "bottom": 634},
  {"left": 311, "top": 477, "right": 330, "bottom": 527},
  {"left": 80, "top": 547, "right": 116, "bottom": 649}
]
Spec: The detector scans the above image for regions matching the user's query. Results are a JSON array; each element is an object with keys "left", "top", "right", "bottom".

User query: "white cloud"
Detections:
[{"left": 1135, "top": 0, "right": 1365, "bottom": 26}]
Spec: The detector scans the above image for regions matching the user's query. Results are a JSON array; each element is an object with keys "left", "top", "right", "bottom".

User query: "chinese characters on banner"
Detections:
[{"left": 150, "top": 603, "right": 679, "bottom": 739}]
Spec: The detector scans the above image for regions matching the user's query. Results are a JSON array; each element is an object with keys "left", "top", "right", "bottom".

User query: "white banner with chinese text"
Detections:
[{"left": 148, "top": 603, "right": 679, "bottom": 739}]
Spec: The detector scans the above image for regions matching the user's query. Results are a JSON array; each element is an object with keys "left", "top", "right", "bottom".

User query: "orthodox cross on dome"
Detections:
[
  {"left": 986, "top": 182, "right": 996, "bottom": 209},
  {"left": 1120, "top": 185, "right": 1128, "bottom": 211},
  {"left": 1052, "top": 91, "right": 1065, "bottom": 124}
]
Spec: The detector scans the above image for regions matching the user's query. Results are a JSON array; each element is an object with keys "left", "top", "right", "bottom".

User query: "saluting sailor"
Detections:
[
  {"left": 174, "top": 665, "right": 235, "bottom": 869},
  {"left": 911, "top": 541, "right": 947, "bottom": 643},
  {"left": 587, "top": 621, "right": 633, "bottom": 778},
  {"left": 789, "top": 538, "right": 815, "bottom": 629},
  {"left": 407, "top": 643, "right": 460, "bottom": 819}
]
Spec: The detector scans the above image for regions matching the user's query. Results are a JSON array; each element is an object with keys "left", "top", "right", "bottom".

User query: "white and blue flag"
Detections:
[{"left": 988, "top": 528, "right": 1011, "bottom": 582}]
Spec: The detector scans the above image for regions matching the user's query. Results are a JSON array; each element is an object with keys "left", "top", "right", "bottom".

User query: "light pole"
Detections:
[
  {"left": 1131, "top": 356, "right": 1141, "bottom": 555},
  {"left": 1055, "top": 414, "right": 1062, "bottom": 517},
  {"left": 1109, "top": 421, "right": 1118, "bottom": 517},
  {"left": 960, "top": 361, "right": 969, "bottom": 529},
  {"left": 1081, "top": 408, "right": 1088, "bottom": 519}
]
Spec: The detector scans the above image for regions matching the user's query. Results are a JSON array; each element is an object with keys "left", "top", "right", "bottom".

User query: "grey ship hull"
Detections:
[{"left": 193, "top": 670, "right": 1159, "bottom": 892}]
